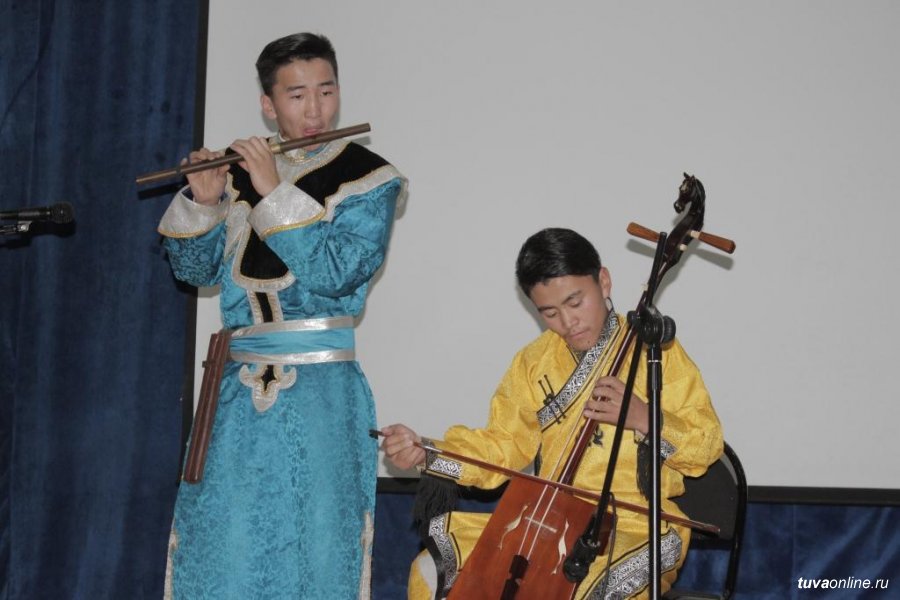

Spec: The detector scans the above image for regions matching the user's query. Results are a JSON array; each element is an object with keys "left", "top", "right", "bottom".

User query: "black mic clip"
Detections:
[
  {"left": 627, "top": 305, "right": 676, "bottom": 347},
  {"left": 563, "top": 523, "right": 603, "bottom": 583}
]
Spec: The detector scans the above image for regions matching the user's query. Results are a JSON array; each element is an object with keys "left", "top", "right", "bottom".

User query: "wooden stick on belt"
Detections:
[{"left": 182, "top": 329, "right": 232, "bottom": 484}]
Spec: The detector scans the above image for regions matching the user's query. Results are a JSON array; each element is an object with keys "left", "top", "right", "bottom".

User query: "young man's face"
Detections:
[
  {"left": 528, "top": 269, "right": 612, "bottom": 352},
  {"left": 261, "top": 58, "right": 340, "bottom": 149}
]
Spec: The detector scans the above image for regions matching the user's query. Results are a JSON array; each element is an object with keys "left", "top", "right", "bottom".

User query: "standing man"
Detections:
[
  {"left": 158, "top": 32, "right": 406, "bottom": 599},
  {"left": 382, "top": 228, "right": 722, "bottom": 599}
]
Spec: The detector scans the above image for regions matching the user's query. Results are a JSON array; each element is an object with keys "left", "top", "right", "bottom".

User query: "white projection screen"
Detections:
[{"left": 194, "top": 2, "right": 900, "bottom": 493}]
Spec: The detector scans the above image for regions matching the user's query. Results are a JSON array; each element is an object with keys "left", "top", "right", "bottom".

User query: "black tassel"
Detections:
[
  {"left": 412, "top": 473, "right": 460, "bottom": 538},
  {"left": 637, "top": 411, "right": 664, "bottom": 500},
  {"left": 637, "top": 441, "right": 651, "bottom": 500}
]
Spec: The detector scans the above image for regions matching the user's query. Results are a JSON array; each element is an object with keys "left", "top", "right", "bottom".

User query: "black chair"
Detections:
[{"left": 663, "top": 442, "right": 747, "bottom": 600}]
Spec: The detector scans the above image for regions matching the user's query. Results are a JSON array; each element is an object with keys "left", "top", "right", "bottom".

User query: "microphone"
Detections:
[{"left": 0, "top": 202, "right": 74, "bottom": 224}]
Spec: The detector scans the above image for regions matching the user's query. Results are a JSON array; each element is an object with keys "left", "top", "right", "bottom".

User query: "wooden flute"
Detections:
[{"left": 135, "top": 123, "right": 371, "bottom": 186}]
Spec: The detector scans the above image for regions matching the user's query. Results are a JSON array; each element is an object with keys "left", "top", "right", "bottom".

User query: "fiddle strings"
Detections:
[
  {"left": 544, "top": 323, "right": 627, "bottom": 483},
  {"left": 512, "top": 377, "right": 595, "bottom": 560},
  {"left": 512, "top": 323, "right": 627, "bottom": 564}
]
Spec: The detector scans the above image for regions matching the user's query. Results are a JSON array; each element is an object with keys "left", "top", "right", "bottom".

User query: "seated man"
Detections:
[{"left": 382, "top": 227, "right": 723, "bottom": 599}]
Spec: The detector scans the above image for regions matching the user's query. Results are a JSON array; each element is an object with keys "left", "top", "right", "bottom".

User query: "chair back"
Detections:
[{"left": 670, "top": 442, "right": 747, "bottom": 600}]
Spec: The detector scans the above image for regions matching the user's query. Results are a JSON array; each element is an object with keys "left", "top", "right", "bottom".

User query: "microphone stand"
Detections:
[
  {"left": 1, "top": 221, "right": 33, "bottom": 236},
  {"left": 630, "top": 302, "right": 675, "bottom": 599},
  {"left": 629, "top": 230, "right": 677, "bottom": 599}
]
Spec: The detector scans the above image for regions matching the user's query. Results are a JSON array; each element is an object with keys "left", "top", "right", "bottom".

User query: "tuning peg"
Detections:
[{"left": 627, "top": 222, "right": 736, "bottom": 254}]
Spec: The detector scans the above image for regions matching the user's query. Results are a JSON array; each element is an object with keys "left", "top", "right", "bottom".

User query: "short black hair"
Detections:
[
  {"left": 515, "top": 228, "right": 602, "bottom": 296},
  {"left": 256, "top": 32, "right": 338, "bottom": 96}
]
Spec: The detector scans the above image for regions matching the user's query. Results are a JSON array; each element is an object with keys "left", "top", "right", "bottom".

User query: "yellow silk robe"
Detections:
[{"left": 412, "top": 312, "right": 723, "bottom": 599}]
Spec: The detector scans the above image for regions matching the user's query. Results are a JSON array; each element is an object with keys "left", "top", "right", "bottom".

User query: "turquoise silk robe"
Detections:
[{"left": 158, "top": 138, "right": 405, "bottom": 599}]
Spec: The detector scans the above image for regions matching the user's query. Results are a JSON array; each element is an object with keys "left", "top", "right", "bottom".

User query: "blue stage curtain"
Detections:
[
  {"left": 0, "top": 1, "right": 200, "bottom": 597},
  {"left": 673, "top": 503, "right": 900, "bottom": 598}
]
